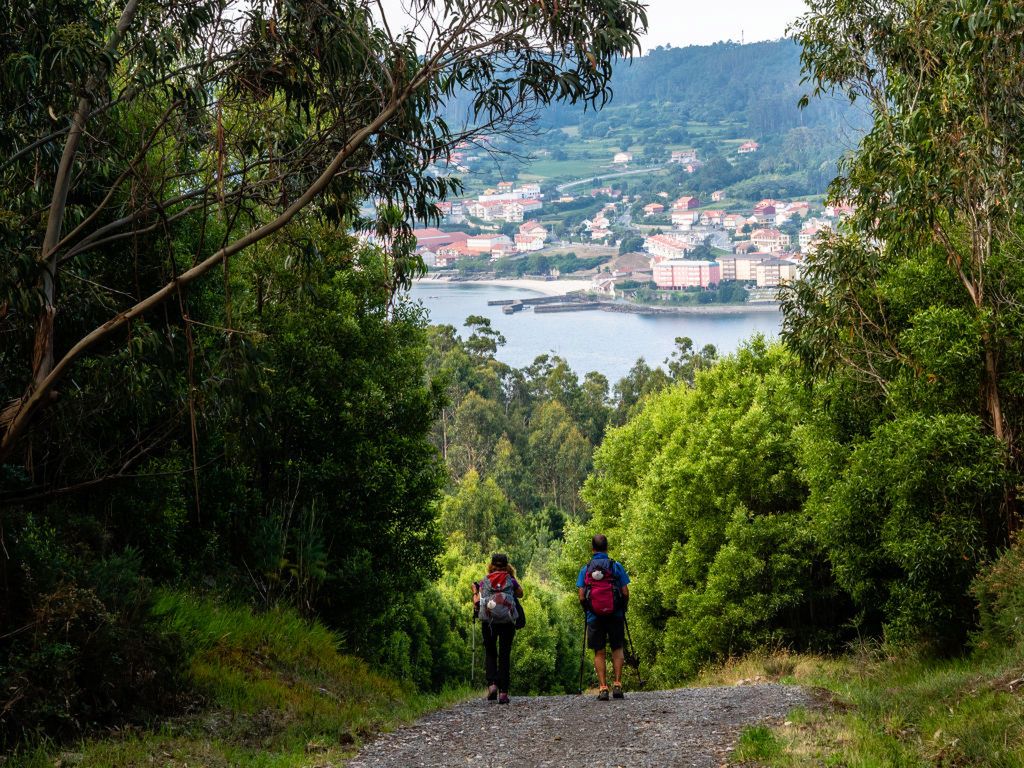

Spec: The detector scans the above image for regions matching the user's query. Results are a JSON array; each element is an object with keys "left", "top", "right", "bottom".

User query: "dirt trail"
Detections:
[{"left": 347, "top": 684, "right": 812, "bottom": 768}]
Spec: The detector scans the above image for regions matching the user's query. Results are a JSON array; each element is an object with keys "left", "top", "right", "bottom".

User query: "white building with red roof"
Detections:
[
  {"left": 644, "top": 234, "right": 693, "bottom": 261},
  {"left": 700, "top": 210, "right": 726, "bottom": 227},
  {"left": 750, "top": 228, "right": 792, "bottom": 253},
  {"left": 515, "top": 221, "right": 549, "bottom": 252},
  {"left": 671, "top": 209, "right": 702, "bottom": 229},
  {"left": 799, "top": 220, "right": 833, "bottom": 254},
  {"left": 752, "top": 204, "right": 777, "bottom": 225},
  {"left": 723, "top": 213, "right": 746, "bottom": 231},
  {"left": 672, "top": 195, "right": 700, "bottom": 210}
]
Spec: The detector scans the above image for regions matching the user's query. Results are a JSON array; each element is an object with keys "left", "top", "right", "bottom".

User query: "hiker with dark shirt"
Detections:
[
  {"left": 577, "top": 534, "right": 631, "bottom": 701},
  {"left": 473, "top": 552, "right": 524, "bottom": 704}
]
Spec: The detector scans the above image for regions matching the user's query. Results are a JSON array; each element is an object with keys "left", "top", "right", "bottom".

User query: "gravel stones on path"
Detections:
[{"left": 346, "top": 684, "right": 813, "bottom": 768}]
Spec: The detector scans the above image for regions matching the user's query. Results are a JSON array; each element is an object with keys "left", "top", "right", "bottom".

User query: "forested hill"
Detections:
[{"left": 537, "top": 39, "right": 860, "bottom": 137}]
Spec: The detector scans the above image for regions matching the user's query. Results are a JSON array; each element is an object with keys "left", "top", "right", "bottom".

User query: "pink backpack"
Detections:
[{"left": 583, "top": 557, "right": 622, "bottom": 616}]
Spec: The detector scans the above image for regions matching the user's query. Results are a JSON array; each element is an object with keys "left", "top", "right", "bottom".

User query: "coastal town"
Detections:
[{"left": 410, "top": 143, "right": 851, "bottom": 307}]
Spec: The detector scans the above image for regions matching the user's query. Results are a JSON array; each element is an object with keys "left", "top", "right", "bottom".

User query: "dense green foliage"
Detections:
[
  {"left": 0, "top": 0, "right": 648, "bottom": 749},
  {"left": 8, "top": 592, "right": 470, "bottom": 767},
  {"left": 572, "top": 340, "right": 849, "bottom": 681},
  {"left": 7, "top": 0, "right": 1024, "bottom": 761},
  {"left": 629, "top": 281, "right": 749, "bottom": 305},
  {"left": 0, "top": 240, "right": 447, "bottom": 744},
  {"left": 451, "top": 252, "right": 606, "bottom": 278},
  {"left": 540, "top": 40, "right": 856, "bottom": 137},
  {"left": 373, "top": 322, "right": 727, "bottom": 696},
  {"left": 467, "top": 40, "right": 869, "bottom": 204},
  {"left": 781, "top": 0, "right": 1024, "bottom": 646}
]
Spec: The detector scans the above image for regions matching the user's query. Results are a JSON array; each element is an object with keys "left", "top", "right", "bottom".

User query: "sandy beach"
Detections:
[
  {"left": 414, "top": 276, "right": 782, "bottom": 314},
  {"left": 415, "top": 276, "right": 588, "bottom": 297}
]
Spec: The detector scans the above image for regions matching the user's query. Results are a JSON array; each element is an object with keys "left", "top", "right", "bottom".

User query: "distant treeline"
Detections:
[{"left": 537, "top": 40, "right": 866, "bottom": 138}]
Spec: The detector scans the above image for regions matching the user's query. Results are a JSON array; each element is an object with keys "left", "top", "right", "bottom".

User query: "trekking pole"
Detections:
[
  {"left": 623, "top": 615, "right": 645, "bottom": 689},
  {"left": 577, "top": 618, "right": 587, "bottom": 695},
  {"left": 470, "top": 613, "right": 477, "bottom": 687}
]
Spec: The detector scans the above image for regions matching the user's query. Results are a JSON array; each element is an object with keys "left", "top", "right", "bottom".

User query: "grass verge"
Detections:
[
  {"left": 8, "top": 592, "right": 468, "bottom": 768},
  {"left": 701, "top": 646, "right": 1024, "bottom": 767}
]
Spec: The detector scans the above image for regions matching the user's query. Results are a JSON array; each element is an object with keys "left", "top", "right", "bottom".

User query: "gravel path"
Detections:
[{"left": 347, "top": 685, "right": 813, "bottom": 768}]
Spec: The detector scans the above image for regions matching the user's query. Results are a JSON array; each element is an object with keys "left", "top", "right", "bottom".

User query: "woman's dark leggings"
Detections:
[{"left": 481, "top": 622, "right": 516, "bottom": 692}]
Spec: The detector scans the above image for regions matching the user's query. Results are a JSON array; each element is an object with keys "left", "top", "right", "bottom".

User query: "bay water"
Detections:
[{"left": 407, "top": 282, "right": 781, "bottom": 383}]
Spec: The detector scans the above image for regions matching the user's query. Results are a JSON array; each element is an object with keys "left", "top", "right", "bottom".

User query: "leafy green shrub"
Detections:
[
  {"left": 972, "top": 538, "right": 1024, "bottom": 651},
  {"left": 1, "top": 553, "right": 183, "bottom": 748},
  {"left": 802, "top": 412, "right": 1007, "bottom": 649},
  {"left": 574, "top": 339, "right": 847, "bottom": 683}
]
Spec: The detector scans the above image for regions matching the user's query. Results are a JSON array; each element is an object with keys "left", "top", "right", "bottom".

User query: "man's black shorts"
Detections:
[{"left": 586, "top": 615, "right": 625, "bottom": 651}]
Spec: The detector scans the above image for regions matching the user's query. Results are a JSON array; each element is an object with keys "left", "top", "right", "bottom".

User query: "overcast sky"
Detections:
[
  {"left": 641, "top": 0, "right": 809, "bottom": 48},
  {"left": 377, "top": 1, "right": 810, "bottom": 51}
]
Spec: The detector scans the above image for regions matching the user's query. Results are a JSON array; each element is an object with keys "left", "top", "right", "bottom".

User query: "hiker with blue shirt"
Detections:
[{"left": 577, "top": 533, "right": 630, "bottom": 701}]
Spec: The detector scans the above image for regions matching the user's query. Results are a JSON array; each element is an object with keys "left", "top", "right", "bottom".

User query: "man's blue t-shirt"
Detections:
[{"left": 576, "top": 553, "right": 630, "bottom": 624}]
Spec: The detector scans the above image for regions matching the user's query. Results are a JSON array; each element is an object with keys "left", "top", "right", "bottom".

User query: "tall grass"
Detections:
[
  {"left": 7, "top": 592, "right": 469, "bottom": 768},
  {"left": 705, "top": 646, "right": 1024, "bottom": 767}
]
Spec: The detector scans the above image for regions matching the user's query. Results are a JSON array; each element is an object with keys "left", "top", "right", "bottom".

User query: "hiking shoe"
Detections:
[
  {"left": 612, "top": 683, "right": 624, "bottom": 699},
  {"left": 498, "top": 692, "right": 510, "bottom": 705},
  {"left": 486, "top": 685, "right": 498, "bottom": 701},
  {"left": 597, "top": 687, "right": 610, "bottom": 701}
]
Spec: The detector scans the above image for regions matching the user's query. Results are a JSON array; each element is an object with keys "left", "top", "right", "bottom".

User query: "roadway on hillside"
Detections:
[
  {"left": 555, "top": 165, "right": 665, "bottom": 193},
  {"left": 346, "top": 684, "right": 812, "bottom": 768}
]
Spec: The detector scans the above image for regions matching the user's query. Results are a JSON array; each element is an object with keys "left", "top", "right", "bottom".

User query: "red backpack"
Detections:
[
  {"left": 478, "top": 571, "right": 519, "bottom": 625},
  {"left": 583, "top": 557, "right": 622, "bottom": 616}
]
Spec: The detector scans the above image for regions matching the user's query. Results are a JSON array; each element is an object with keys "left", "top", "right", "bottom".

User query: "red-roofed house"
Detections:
[
  {"left": 435, "top": 244, "right": 476, "bottom": 268},
  {"left": 643, "top": 202, "right": 665, "bottom": 216},
  {"left": 753, "top": 204, "right": 776, "bottom": 225},
  {"left": 750, "top": 228, "right": 792, "bottom": 253},
  {"left": 738, "top": 140, "right": 760, "bottom": 154},
  {"left": 515, "top": 219, "right": 549, "bottom": 252},
  {"left": 671, "top": 209, "right": 701, "bottom": 228},
  {"left": 723, "top": 213, "right": 746, "bottom": 230},
  {"left": 701, "top": 210, "right": 726, "bottom": 227},
  {"left": 515, "top": 233, "right": 545, "bottom": 252},
  {"left": 800, "top": 222, "right": 832, "bottom": 254},
  {"left": 673, "top": 195, "right": 700, "bottom": 210},
  {"left": 785, "top": 201, "right": 811, "bottom": 218},
  {"left": 644, "top": 234, "right": 692, "bottom": 261}
]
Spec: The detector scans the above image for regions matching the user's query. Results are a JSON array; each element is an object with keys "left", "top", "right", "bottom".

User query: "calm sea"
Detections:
[{"left": 406, "top": 282, "right": 781, "bottom": 383}]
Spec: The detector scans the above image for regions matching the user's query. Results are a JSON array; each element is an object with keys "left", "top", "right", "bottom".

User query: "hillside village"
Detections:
[{"left": 412, "top": 141, "right": 853, "bottom": 304}]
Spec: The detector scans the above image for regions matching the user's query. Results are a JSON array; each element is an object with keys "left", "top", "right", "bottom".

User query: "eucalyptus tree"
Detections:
[
  {"left": 785, "top": 0, "right": 1024, "bottom": 535},
  {"left": 0, "top": 0, "right": 647, "bottom": 463}
]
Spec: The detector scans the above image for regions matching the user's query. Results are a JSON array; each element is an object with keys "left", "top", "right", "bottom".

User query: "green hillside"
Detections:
[{"left": 464, "top": 40, "right": 866, "bottom": 199}]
